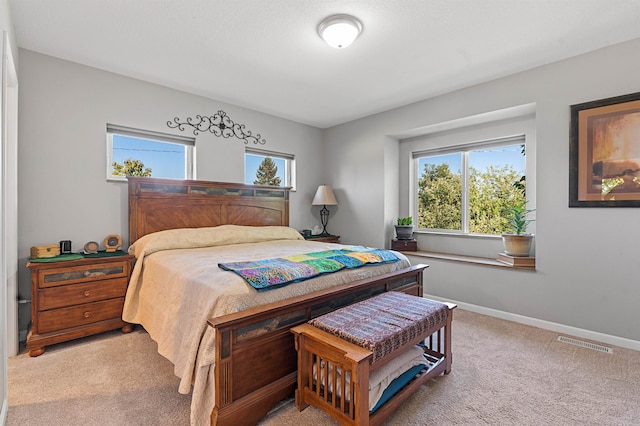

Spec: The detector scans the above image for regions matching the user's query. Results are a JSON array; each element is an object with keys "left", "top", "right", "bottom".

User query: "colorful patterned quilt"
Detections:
[{"left": 218, "top": 247, "right": 400, "bottom": 291}]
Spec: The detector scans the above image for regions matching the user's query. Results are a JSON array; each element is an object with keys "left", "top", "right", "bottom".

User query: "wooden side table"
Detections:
[
  {"left": 304, "top": 235, "right": 340, "bottom": 243},
  {"left": 26, "top": 253, "right": 134, "bottom": 357}
]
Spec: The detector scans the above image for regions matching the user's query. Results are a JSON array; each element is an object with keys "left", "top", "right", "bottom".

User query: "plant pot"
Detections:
[
  {"left": 395, "top": 225, "right": 414, "bottom": 240},
  {"left": 501, "top": 233, "right": 534, "bottom": 257}
]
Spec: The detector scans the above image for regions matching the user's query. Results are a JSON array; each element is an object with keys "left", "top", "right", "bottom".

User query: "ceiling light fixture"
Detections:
[{"left": 317, "top": 14, "right": 363, "bottom": 49}]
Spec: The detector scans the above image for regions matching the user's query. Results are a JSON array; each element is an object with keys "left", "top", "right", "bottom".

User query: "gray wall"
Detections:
[
  {"left": 16, "top": 50, "right": 325, "bottom": 334},
  {"left": 324, "top": 37, "right": 640, "bottom": 345}
]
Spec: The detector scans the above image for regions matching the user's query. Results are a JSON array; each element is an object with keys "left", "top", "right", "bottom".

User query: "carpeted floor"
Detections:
[{"left": 8, "top": 309, "right": 640, "bottom": 425}]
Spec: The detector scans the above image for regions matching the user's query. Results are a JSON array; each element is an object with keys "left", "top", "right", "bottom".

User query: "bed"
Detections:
[{"left": 124, "top": 177, "right": 428, "bottom": 426}]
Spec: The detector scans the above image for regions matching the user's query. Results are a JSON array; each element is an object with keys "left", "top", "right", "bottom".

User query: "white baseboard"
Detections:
[{"left": 425, "top": 294, "right": 640, "bottom": 352}]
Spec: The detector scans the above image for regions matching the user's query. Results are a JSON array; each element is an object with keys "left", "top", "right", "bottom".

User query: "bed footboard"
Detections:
[{"left": 206, "top": 264, "right": 428, "bottom": 426}]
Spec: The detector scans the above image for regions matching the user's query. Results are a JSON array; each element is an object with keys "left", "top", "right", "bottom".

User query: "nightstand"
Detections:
[
  {"left": 304, "top": 235, "right": 340, "bottom": 243},
  {"left": 26, "top": 253, "right": 134, "bottom": 357}
]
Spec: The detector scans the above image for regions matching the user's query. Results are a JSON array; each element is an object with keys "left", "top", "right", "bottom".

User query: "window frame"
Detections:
[
  {"left": 106, "top": 124, "right": 195, "bottom": 182},
  {"left": 412, "top": 135, "right": 526, "bottom": 235},
  {"left": 244, "top": 147, "right": 296, "bottom": 190},
  {"left": 398, "top": 106, "right": 536, "bottom": 258}
]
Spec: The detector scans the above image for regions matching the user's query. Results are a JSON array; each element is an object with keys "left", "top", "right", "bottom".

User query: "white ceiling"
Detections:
[{"left": 9, "top": 0, "right": 640, "bottom": 128}]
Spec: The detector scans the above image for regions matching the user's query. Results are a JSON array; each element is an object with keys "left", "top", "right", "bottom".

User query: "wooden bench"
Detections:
[{"left": 291, "top": 292, "right": 456, "bottom": 426}]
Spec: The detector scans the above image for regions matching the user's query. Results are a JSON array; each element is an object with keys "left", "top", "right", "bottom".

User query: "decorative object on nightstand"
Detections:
[
  {"left": 104, "top": 234, "right": 123, "bottom": 252},
  {"left": 299, "top": 229, "right": 312, "bottom": 238},
  {"left": 30, "top": 244, "right": 60, "bottom": 259},
  {"left": 312, "top": 185, "right": 338, "bottom": 236},
  {"left": 83, "top": 241, "right": 99, "bottom": 254},
  {"left": 26, "top": 253, "right": 134, "bottom": 357},
  {"left": 59, "top": 240, "right": 72, "bottom": 254}
]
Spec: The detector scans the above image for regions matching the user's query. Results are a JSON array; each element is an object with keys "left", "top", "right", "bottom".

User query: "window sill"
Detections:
[{"left": 400, "top": 250, "right": 536, "bottom": 270}]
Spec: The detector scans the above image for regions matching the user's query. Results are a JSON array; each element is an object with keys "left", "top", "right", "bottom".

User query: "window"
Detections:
[
  {"left": 413, "top": 136, "right": 526, "bottom": 235},
  {"left": 106, "top": 124, "right": 195, "bottom": 181},
  {"left": 245, "top": 148, "right": 296, "bottom": 189}
]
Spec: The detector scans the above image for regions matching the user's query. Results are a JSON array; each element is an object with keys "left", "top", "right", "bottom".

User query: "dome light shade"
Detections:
[{"left": 318, "top": 14, "right": 363, "bottom": 49}]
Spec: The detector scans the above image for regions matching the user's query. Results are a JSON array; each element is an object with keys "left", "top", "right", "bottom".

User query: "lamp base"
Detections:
[{"left": 320, "top": 205, "right": 330, "bottom": 236}]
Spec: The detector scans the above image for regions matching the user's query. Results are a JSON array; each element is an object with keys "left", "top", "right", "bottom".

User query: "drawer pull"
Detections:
[
  {"left": 83, "top": 290, "right": 91, "bottom": 297},
  {"left": 83, "top": 311, "right": 91, "bottom": 318}
]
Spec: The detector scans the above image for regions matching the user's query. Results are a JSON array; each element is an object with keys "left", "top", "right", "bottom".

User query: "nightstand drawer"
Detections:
[
  {"left": 38, "top": 261, "right": 129, "bottom": 288},
  {"left": 38, "top": 277, "right": 128, "bottom": 311},
  {"left": 38, "top": 298, "right": 125, "bottom": 334}
]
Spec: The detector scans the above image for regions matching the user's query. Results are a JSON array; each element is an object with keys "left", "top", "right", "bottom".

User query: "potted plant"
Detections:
[
  {"left": 502, "top": 202, "right": 535, "bottom": 257},
  {"left": 395, "top": 217, "right": 414, "bottom": 240}
]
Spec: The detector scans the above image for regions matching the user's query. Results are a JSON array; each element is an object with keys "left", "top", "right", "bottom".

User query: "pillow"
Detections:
[{"left": 128, "top": 224, "right": 304, "bottom": 259}]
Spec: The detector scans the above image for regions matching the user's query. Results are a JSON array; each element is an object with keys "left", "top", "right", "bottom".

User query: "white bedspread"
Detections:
[{"left": 122, "top": 225, "right": 410, "bottom": 425}]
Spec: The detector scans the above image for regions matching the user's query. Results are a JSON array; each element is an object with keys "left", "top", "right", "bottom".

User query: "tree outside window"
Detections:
[
  {"left": 416, "top": 143, "right": 526, "bottom": 235},
  {"left": 254, "top": 157, "right": 282, "bottom": 186},
  {"left": 245, "top": 148, "right": 295, "bottom": 189},
  {"left": 112, "top": 158, "right": 152, "bottom": 177}
]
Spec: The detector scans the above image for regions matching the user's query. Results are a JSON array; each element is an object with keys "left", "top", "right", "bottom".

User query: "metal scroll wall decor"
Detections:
[{"left": 167, "top": 110, "right": 266, "bottom": 145}]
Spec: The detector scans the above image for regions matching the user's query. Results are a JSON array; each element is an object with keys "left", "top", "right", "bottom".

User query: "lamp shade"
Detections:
[{"left": 312, "top": 185, "right": 338, "bottom": 206}]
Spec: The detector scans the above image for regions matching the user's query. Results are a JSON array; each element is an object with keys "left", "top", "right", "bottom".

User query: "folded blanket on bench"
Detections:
[
  {"left": 219, "top": 247, "right": 399, "bottom": 291},
  {"left": 314, "top": 344, "right": 427, "bottom": 411}
]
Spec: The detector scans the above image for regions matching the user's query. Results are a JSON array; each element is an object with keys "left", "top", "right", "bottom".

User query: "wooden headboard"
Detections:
[{"left": 127, "top": 177, "right": 290, "bottom": 244}]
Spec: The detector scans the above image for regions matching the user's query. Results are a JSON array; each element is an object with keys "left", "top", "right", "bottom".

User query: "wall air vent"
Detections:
[{"left": 557, "top": 336, "right": 613, "bottom": 354}]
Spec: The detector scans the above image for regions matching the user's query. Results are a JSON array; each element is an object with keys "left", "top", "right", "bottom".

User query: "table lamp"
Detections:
[{"left": 312, "top": 185, "right": 338, "bottom": 236}]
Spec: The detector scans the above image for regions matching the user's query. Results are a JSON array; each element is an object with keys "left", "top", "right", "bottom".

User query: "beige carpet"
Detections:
[{"left": 8, "top": 309, "right": 640, "bottom": 425}]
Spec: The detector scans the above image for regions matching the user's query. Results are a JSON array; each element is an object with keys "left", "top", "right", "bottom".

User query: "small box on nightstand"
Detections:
[{"left": 391, "top": 239, "right": 417, "bottom": 251}]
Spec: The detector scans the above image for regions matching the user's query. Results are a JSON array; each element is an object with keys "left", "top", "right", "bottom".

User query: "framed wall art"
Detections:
[{"left": 569, "top": 91, "right": 640, "bottom": 207}]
